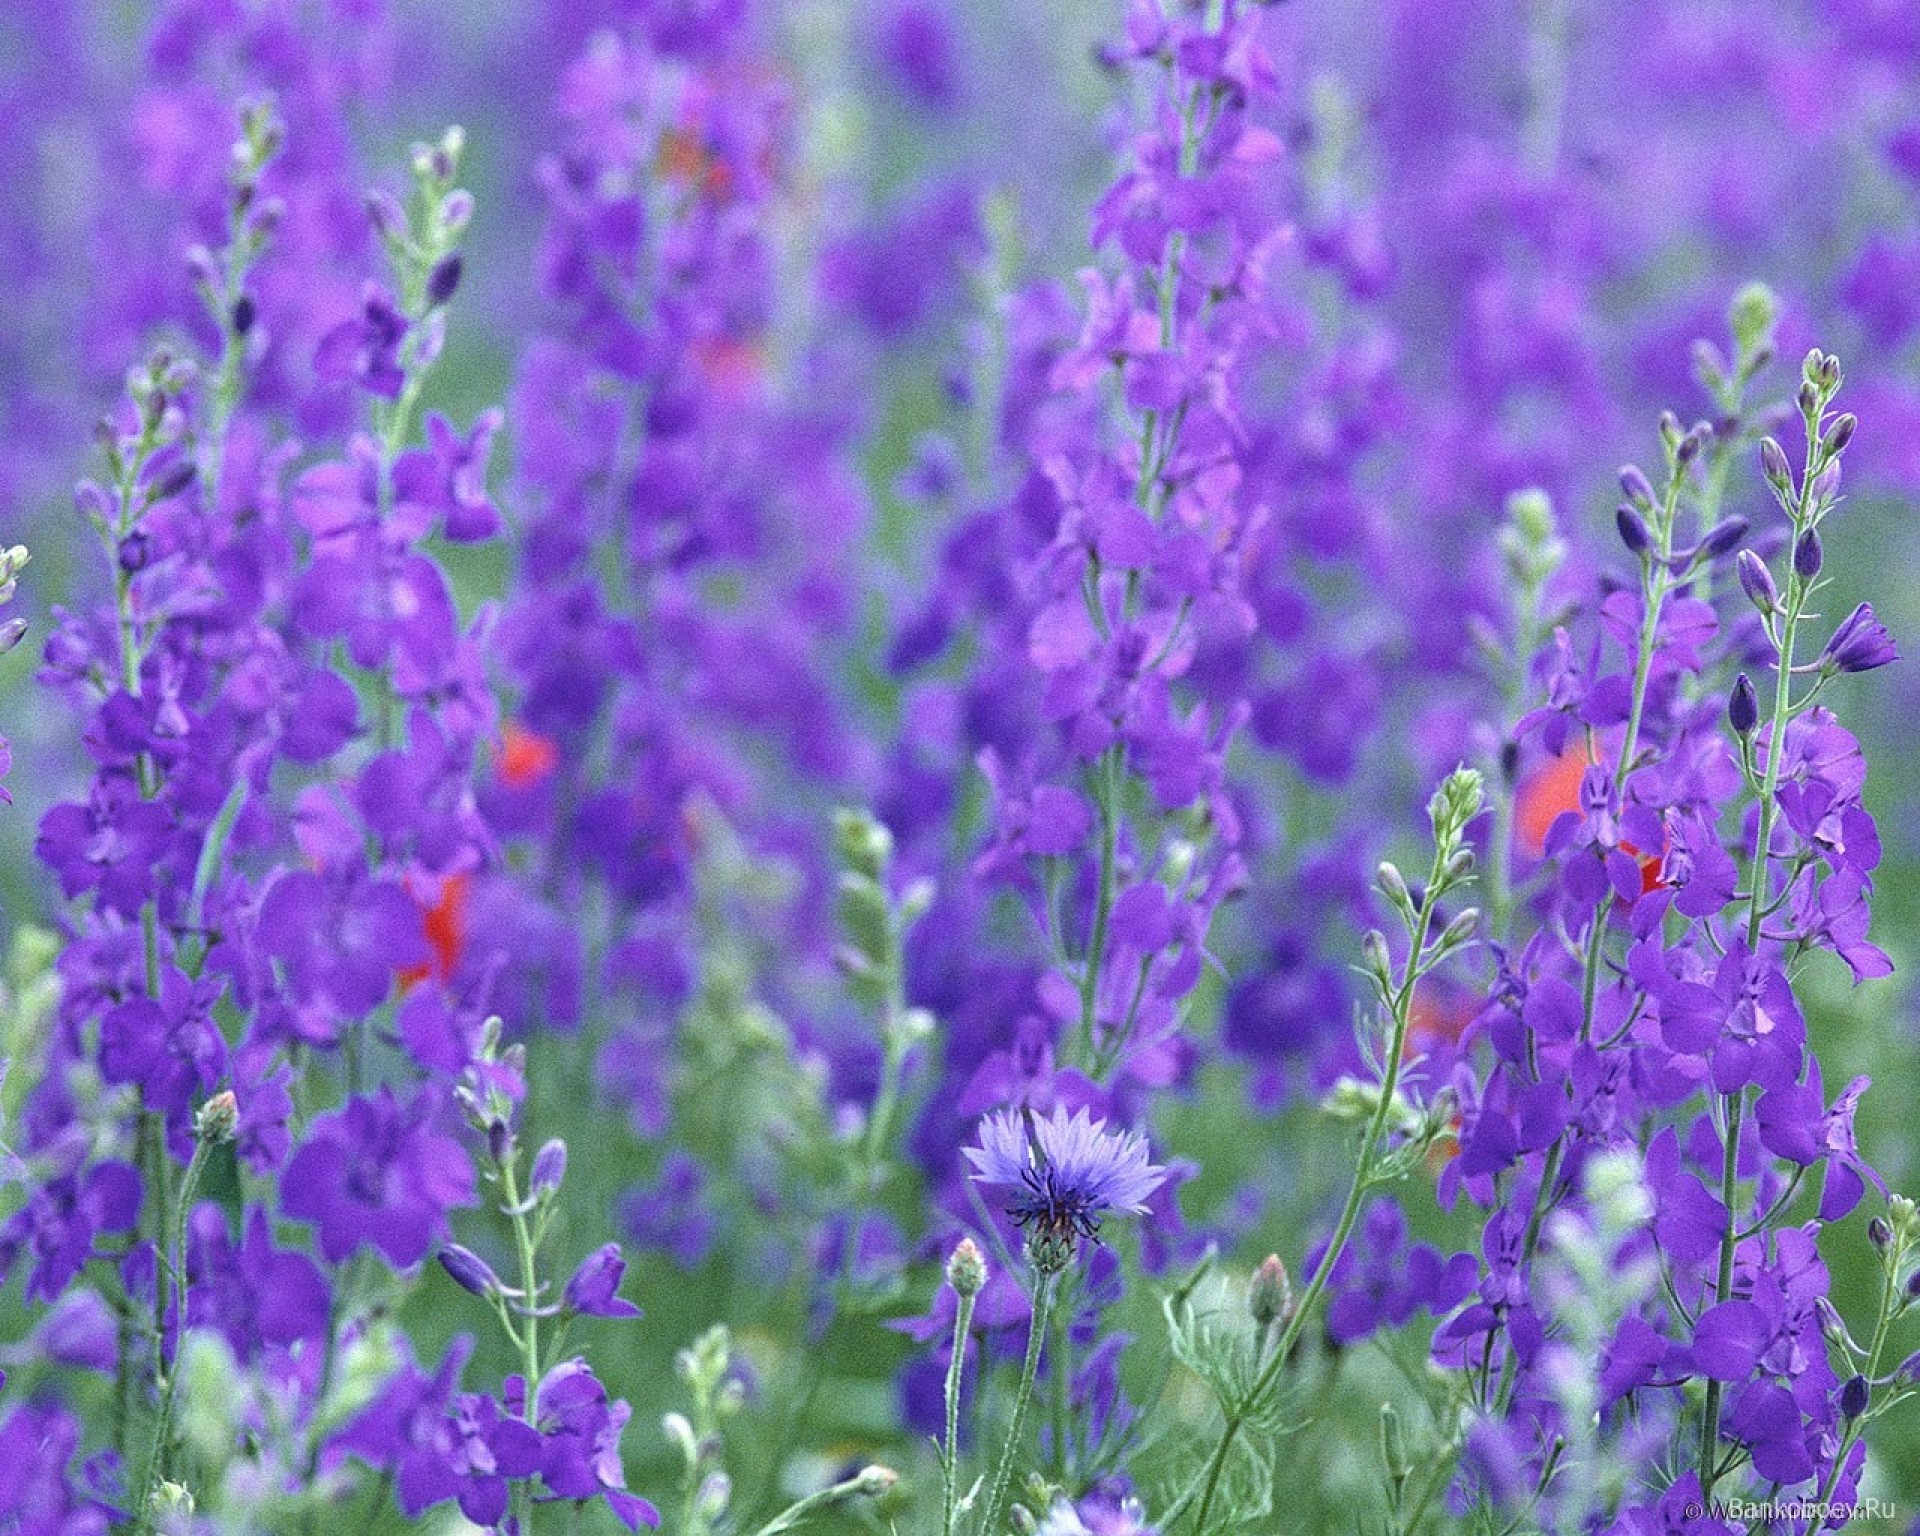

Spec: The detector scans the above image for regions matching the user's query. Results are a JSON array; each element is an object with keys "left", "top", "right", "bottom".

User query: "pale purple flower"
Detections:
[{"left": 965, "top": 1105, "right": 1166, "bottom": 1243}]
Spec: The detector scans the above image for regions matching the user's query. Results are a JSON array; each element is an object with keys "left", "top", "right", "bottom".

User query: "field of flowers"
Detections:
[{"left": 3, "top": 2, "right": 1920, "bottom": 1533}]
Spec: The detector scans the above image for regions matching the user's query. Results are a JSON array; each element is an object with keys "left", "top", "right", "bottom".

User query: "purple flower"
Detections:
[
  {"left": 188, "top": 1206, "right": 331, "bottom": 1363},
  {"left": 563, "top": 1243, "right": 642, "bottom": 1319},
  {"left": 281, "top": 1089, "right": 476, "bottom": 1267},
  {"left": 315, "top": 282, "right": 409, "bottom": 399},
  {"left": 965, "top": 1105, "right": 1166, "bottom": 1247},
  {"left": 1821, "top": 602, "right": 1899, "bottom": 674},
  {"left": 256, "top": 866, "right": 429, "bottom": 1023},
  {"left": 393, "top": 410, "right": 505, "bottom": 544}
]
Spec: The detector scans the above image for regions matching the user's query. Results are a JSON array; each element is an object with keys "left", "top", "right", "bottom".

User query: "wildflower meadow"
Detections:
[{"left": 5, "top": 2, "right": 1920, "bottom": 1533}]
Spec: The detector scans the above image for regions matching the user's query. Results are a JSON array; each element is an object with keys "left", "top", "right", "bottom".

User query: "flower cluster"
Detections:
[{"left": 1, "top": 2, "right": 1918, "bottom": 1535}]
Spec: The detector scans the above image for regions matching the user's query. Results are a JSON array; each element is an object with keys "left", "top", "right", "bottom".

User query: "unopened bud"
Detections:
[
  {"left": 530, "top": 1138, "right": 568, "bottom": 1199},
  {"left": 1618, "top": 464, "right": 1657, "bottom": 510},
  {"left": 1700, "top": 516, "right": 1747, "bottom": 557},
  {"left": 148, "top": 460, "right": 197, "bottom": 505},
  {"left": 1840, "top": 1373, "right": 1869, "bottom": 1420},
  {"left": 425, "top": 253, "right": 464, "bottom": 308},
  {"left": 1249, "top": 1254, "right": 1293, "bottom": 1330},
  {"left": 1822, "top": 412, "right": 1857, "bottom": 459},
  {"left": 1869, "top": 1216, "right": 1894, "bottom": 1251},
  {"left": 1728, "top": 674, "right": 1758, "bottom": 738},
  {"left": 1737, "top": 550, "right": 1778, "bottom": 614},
  {"left": 195, "top": 1090, "right": 238, "bottom": 1144},
  {"left": 694, "top": 1472, "right": 731, "bottom": 1522},
  {"left": 1361, "top": 929, "right": 1392, "bottom": 981},
  {"left": 1438, "top": 908, "right": 1481, "bottom": 948},
  {"left": 1759, "top": 436, "right": 1793, "bottom": 493},
  {"left": 1376, "top": 861, "right": 1411, "bottom": 909},
  {"left": 1793, "top": 528, "right": 1823, "bottom": 580},
  {"left": 853, "top": 1465, "right": 899, "bottom": 1497},
  {"left": 946, "top": 1236, "right": 988, "bottom": 1299},
  {"left": 1615, "top": 506, "right": 1651, "bottom": 556},
  {"left": 438, "top": 1243, "right": 502, "bottom": 1298}
]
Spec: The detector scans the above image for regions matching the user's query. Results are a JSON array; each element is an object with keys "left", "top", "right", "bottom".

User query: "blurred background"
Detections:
[{"left": 2, "top": 0, "right": 1918, "bottom": 1521}]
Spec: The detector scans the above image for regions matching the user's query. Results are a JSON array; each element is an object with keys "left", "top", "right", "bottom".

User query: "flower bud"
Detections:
[
  {"left": 425, "top": 253, "right": 464, "bottom": 308},
  {"left": 0, "top": 618, "right": 28, "bottom": 654},
  {"left": 1614, "top": 506, "right": 1651, "bottom": 557},
  {"left": 946, "top": 1236, "right": 988, "bottom": 1299},
  {"left": 694, "top": 1471, "right": 732, "bottom": 1523},
  {"left": 1759, "top": 436, "right": 1793, "bottom": 493},
  {"left": 1361, "top": 929, "right": 1392, "bottom": 982},
  {"left": 1700, "top": 516, "right": 1747, "bottom": 557},
  {"left": 195, "top": 1090, "right": 238, "bottom": 1144},
  {"left": 1728, "top": 674, "right": 1758, "bottom": 738},
  {"left": 1249, "top": 1254, "right": 1293, "bottom": 1330},
  {"left": 530, "top": 1138, "right": 568, "bottom": 1199},
  {"left": 1840, "top": 1373, "right": 1869, "bottom": 1420},
  {"left": 1869, "top": 1216, "right": 1894, "bottom": 1251},
  {"left": 1439, "top": 908, "right": 1480, "bottom": 948},
  {"left": 1376, "top": 861, "right": 1411, "bottom": 909},
  {"left": 365, "top": 188, "right": 407, "bottom": 240},
  {"left": 1618, "top": 464, "right": 1657, "bottom": 510},
  {"left": 147, "top": 460, "right": 197, "bottom": 505},
  {"left": 1677, "top": 422, "right": 1713, "bottom": 464},
  {"left": 852, "top": 1465, "right": 899, "bottom": 1497},
  {"left": 1793, "top": 528, "right": 1823, "bottom": 580},
  {"left": 1737, "top": 550, "right": 1778, "bottom": 615},
  {"left": 231, "top": 295, "right": 257, "bottom": 336},
  {"left": 438, "top": 1243, "right": 502, "bottom": 1298},
  {"left": 1822, "top": 412, "right": 1857, "bottom": 459},
  {"left": 1380, "top": 1402, "right": 1411, "bottom": 1484}
]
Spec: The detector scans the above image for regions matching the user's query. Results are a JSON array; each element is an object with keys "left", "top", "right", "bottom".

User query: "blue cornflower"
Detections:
[{"left": 965, "top": 1106, "right": 1166, "bottom": 1269}]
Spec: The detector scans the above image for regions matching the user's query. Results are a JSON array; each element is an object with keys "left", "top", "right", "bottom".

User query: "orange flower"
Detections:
[
  {"left": 495, "top": 721, "right": 559, "bottom": 791},
  {"left": 1514, "top": 745, "right": 1665, "bottom": 892},
  {"left": 1403, "top": 982, "right": 1473, "bottom": 1060},
  {"left": 655, "top": 125, "right": 734, "bottom": 200},
  {"left": 398, "top": 871, "right": 470, "bottom": 992}
]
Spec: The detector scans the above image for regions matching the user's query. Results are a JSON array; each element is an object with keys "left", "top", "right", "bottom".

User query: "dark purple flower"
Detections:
[
  {"left": 393, "top": 410, "right": 504, "bottom": 543},
  {"left": 315, "top": 282, "right": 409, "bottom": 399},
  {"left": 282, "top": 1089, "right": 475, "bottom": 1267},
  {"left": 564, "top": 1244, "right": 642, "bottom": 1319},
  {"left": 1821, "top": 602, "right": 1898, "bottom": 673}
]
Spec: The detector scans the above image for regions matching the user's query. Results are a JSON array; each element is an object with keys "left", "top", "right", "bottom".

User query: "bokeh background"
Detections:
[{"left": 3, "top": 0, "right": 1919, "bottom": 1523}]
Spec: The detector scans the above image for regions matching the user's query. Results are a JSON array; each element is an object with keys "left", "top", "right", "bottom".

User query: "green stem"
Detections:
[
  {"left": 1700, "top": 437, "right": 1814, "bottom": 1500},
  {"left": 942, "top": 1291, "right": 978, "bottom": 1536},
  {"left": 1179, "top": 849, "right": 1449, "bottom": 1535},
  {"left": 499, "top": 1152, "right": 544, "bottom": 1535},
  {"left": 977, "top": 1272, "right": 1057, "bottom": 1536},
  {"left": 131, "top": 1136, "right": 212, "bottom": 1533}
]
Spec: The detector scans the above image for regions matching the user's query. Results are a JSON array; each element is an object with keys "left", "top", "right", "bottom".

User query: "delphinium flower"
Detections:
[
  {"left": 486, "top": 1, "right": 877, "bottom": 1284},
  {"left": 9, "top": 89, "right": 561, "bottom": 1528},
  {"left": 1396, "top": 345, "right": 1913, "bottom": 1525},
  {"left": 327, "top": 1022, "right": 657, "bottom": 1533}
]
